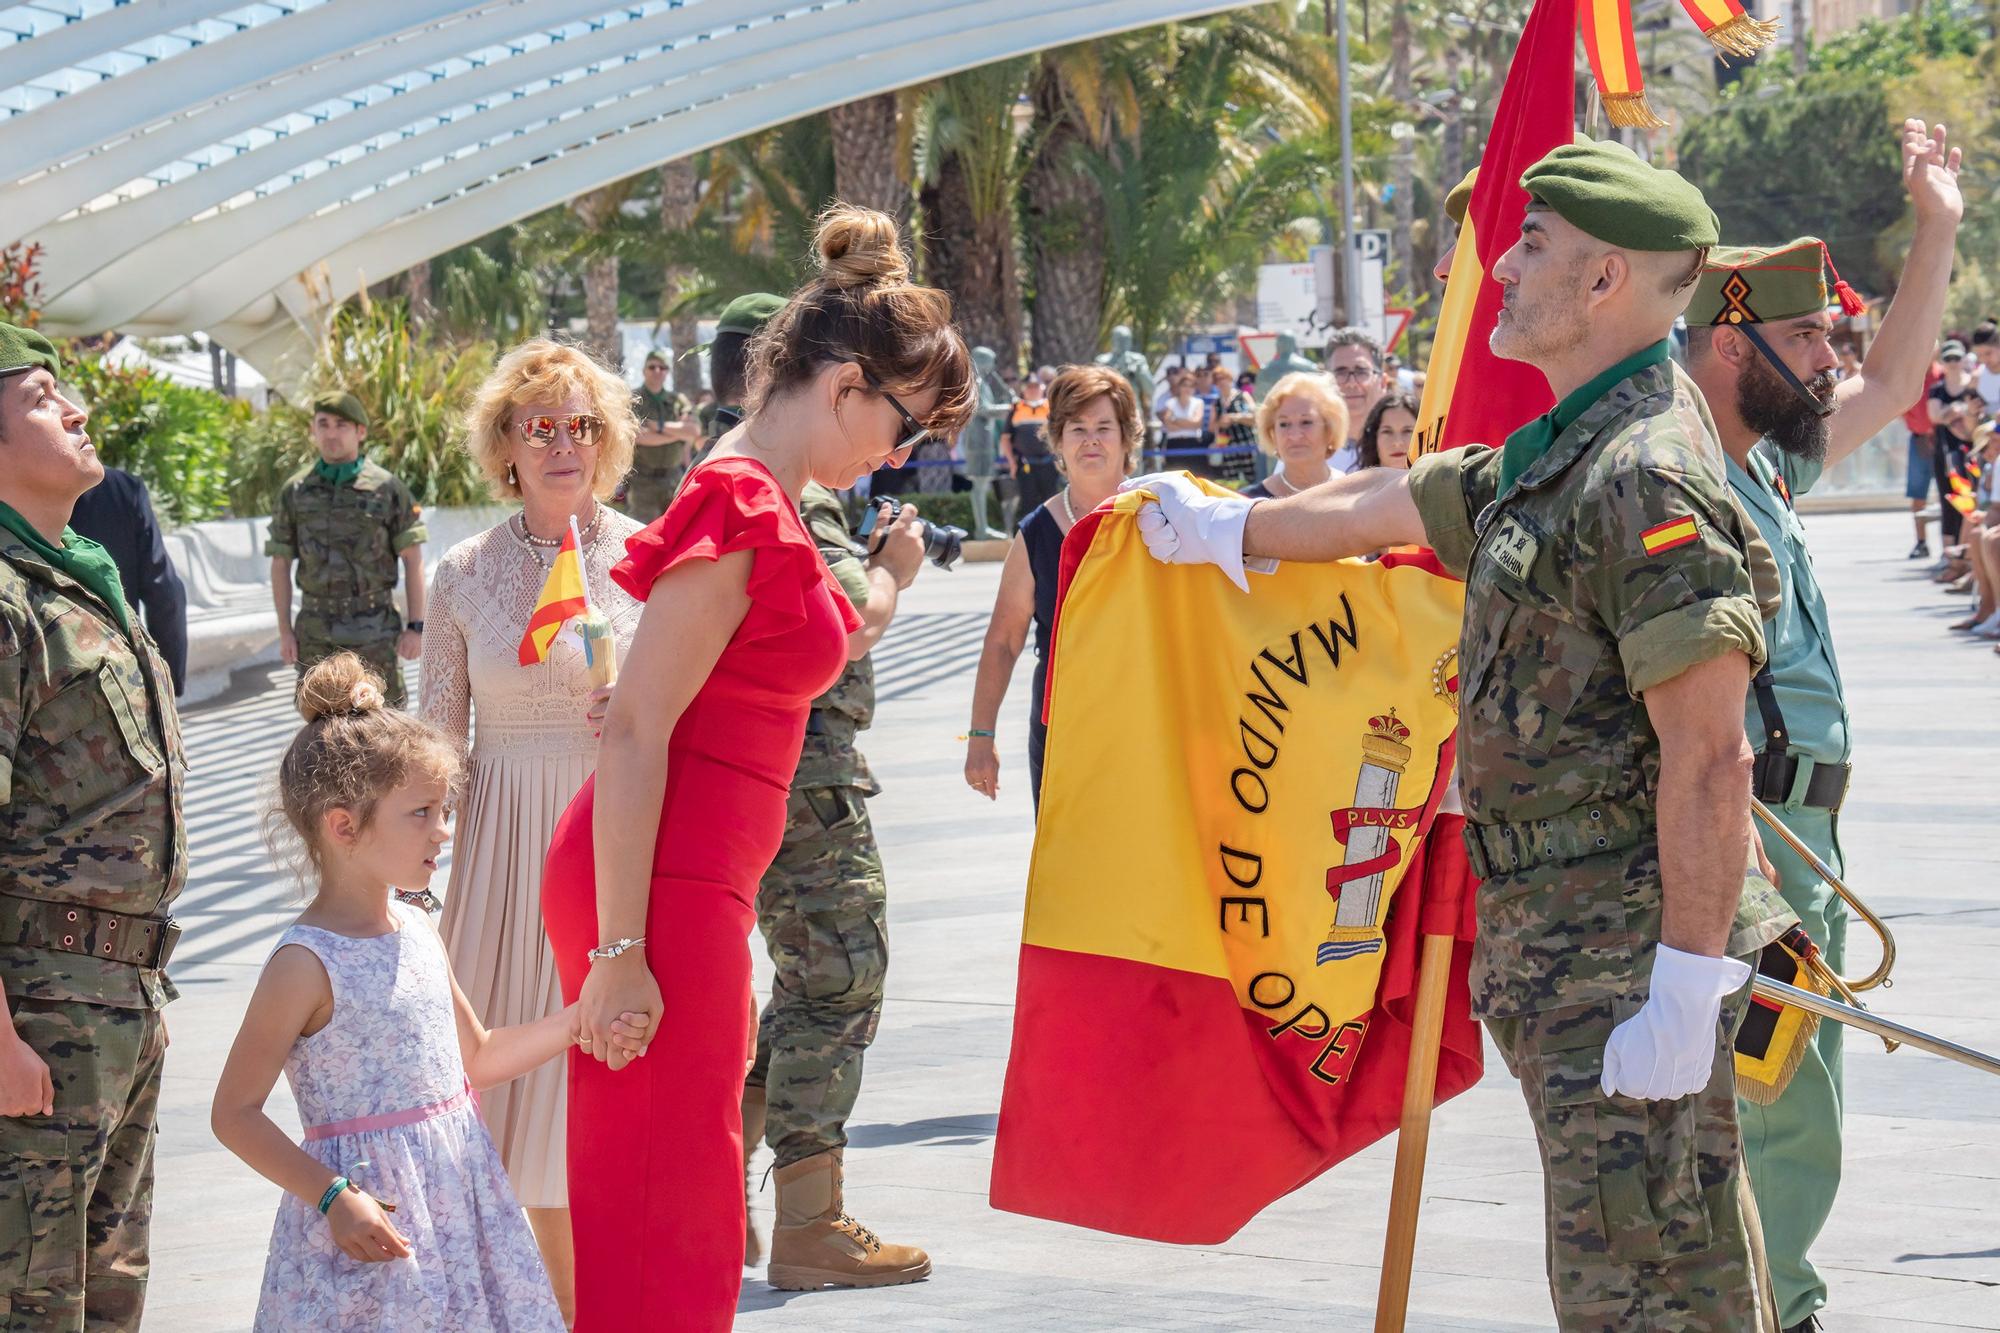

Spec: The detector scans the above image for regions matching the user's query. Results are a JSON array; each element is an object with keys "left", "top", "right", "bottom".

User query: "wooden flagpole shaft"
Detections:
[{"left": 1373, "top": 931, "right": 1458, "bottom": 1333}]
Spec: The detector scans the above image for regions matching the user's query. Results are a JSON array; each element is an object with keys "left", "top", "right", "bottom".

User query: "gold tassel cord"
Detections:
[
  {"left": 1703, "top": 12, "right": 1782, "bottom": 58},
  {"left": 1601, "top": 91, "right": 1668, "bottom": 130}
]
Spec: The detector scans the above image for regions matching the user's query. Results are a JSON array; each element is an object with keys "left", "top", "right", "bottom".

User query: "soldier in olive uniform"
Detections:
[
  {"left": 623, "top": 348, "right": 697, "bottom": 523},
  {"left": 0, "top": 324, "right": 185, "bottom": 1331},
  {"left": 1135, "top": 142, "right": 1795, "bottom": 1330},
  {"left": 266, "top": 393, "right": 427, "bottom": 708}
]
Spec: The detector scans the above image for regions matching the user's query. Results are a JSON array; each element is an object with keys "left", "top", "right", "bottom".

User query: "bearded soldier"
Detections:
[
  {"left": 1133, "top": 141, "right": 1795, "bottom": 1329},
  {"left": 1681, "top": 120, "right": 1962, "bottom": 1333},
  {"left": 0, "top": 324, "right": 185, "bottom": 1330}
]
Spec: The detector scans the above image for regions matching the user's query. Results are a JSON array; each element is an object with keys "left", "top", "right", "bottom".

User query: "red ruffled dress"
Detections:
[{"left": 541, "top": 457, "right": 860, "bottom": 1330}]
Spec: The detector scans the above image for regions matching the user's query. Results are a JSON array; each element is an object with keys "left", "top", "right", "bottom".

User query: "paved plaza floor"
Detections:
[{"left": 149, "top": 510, "right": 1997, "bottom": 1331}]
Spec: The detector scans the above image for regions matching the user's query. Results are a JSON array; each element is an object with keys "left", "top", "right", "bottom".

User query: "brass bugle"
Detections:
[
  {"left": 1751, "top": 799, "right": 1895, "bottom": 992},
  {"left": 1752, "top": 976, "right": 2000, "bottom": 1078}
]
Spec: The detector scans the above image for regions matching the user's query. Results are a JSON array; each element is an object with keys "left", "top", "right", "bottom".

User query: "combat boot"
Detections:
[
  {"left": 741, "top": 1085, "right": 767, "bottom": 1267},
  {"left": 767, "top": 1150, "right": 931, "bottom": 1290}
]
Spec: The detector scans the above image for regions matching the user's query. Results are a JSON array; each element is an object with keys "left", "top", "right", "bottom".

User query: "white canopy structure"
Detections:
[{"left": 4, "top": 0, "right": 1250, "bottom": 385}]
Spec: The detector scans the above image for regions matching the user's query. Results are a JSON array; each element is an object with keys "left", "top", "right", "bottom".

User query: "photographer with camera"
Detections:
[
  {"left": 711, "top": 293, "right": 937, "bottom": 1290},
  {"left": 965, "top": 365, "right": 1145, "bottom": 812}
]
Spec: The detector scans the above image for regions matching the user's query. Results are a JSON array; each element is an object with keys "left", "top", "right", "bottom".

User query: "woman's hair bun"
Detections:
[
  {"left": 813, "top": 203, "right": 909, "bottom": 290},
  {"left": 295, "top": 653, "right": 388, "bottom": 724}
]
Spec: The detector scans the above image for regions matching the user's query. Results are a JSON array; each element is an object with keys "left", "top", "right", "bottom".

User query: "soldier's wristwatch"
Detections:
[{"left": 405, "top": 619, "right": 424, "bottom": 633}]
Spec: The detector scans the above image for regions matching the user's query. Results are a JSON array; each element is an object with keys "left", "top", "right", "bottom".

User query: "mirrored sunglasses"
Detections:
[{"left": 515, "top": 414, "right": 605, "bottom": 448}]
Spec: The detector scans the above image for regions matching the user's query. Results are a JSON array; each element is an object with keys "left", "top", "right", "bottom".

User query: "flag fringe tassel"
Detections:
[
  {"left": 1703, "top": 13, "right": 1783, "bottom": 58},
  {"left": 1601, "top": 91, "right": 1668, "bottom": 130}
]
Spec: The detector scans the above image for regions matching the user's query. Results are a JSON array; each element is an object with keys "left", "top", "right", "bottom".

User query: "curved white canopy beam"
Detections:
[
  {"left": 42, "top": 0, "right": 987, "bottom": 330},
  {"left": 9, "top": 0, "right": 628, "bottom": 251},
  {"left": 0, "top": 0, "right": 239, "bottom": 92},
  {"left": 2, "top": 0, "right": 492, "bottom": 181}
]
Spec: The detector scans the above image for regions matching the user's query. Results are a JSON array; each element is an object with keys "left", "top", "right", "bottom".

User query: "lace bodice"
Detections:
[{"left": 419, "top": 511, "right": 645, "bottom": 760}]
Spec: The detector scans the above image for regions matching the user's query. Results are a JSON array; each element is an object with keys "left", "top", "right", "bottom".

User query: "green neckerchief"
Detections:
[
  {"left": 313, "top": 455, "right": 364, "bottom": 486},
  {"left": 0, "top": 498, "right": 132, "bottom": 634},
  {"left": 1495, "top": 339, "right": 1672, "bottom": 498}
]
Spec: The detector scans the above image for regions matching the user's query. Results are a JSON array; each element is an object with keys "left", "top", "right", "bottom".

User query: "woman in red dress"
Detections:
[{"left": 540, "top": 204, "right": 972, "bottom": 1330}]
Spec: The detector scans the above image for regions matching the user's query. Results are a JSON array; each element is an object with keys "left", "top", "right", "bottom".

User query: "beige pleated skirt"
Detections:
[{"left": 439, "top": 745, "right": 590, "bottom": 1209}]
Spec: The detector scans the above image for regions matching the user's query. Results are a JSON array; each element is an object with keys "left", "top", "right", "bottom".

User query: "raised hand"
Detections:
[{"left": 1903, "top": 119, "right": 1963, "bottom": 225}]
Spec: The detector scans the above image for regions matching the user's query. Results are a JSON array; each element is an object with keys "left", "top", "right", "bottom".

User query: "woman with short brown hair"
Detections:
[{"left": 966, "top": 365, "right": 1142, "bottom": 811}]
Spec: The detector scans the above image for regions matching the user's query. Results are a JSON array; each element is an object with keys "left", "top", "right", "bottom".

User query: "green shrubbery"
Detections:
[{"left": 63, "top": 355, "right": 253, "bottom": 527}]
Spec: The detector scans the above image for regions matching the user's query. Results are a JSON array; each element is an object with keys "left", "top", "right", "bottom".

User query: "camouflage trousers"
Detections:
[
  {"left": 293, "top": 607, "right": 404, "bottom": 709},
  {"left": 0, "top": 998, "right": 166, "bottom": 1332},
  {"left": 745, "top": 785, "right": 889, "bottom": 1169},
  {"left": 1486, "top": 982, "right": 1765, "bottom": 1332},
  {"left": 622, "top": 473, "right": 683, "bottom": 527}
]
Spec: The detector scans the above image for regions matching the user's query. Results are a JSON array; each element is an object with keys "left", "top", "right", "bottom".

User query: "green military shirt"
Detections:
[
  {"left": 1406, "top": 351, "right": 1789, "bottom": 1016},
  {"left": 630, "top": 387, "right": 692, "bottom": 483},
  {"left": 264, "top": 458, "right": 427, "bottom": 604},
  {"left": 1727, "top": 442, "right": 1848, "bottom": 766},
  {"left": 793, "top": 483, "right": 877, "bottom": 794},
  {"left": 0, "top": 532, "right": 184, "bottom": 1009}
]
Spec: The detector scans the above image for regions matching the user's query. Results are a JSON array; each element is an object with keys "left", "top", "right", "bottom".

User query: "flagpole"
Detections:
[
  {"left": 1372, "top": 930, "right": 1455, "bottom": 1333},
  {"left": 569, "top": 514, "right": 594, "bottom": 612}
]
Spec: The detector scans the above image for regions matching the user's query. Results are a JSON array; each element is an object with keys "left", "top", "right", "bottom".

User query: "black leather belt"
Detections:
[{"left": 1752, "top": 753, "right": 1850, "bottom": 811}]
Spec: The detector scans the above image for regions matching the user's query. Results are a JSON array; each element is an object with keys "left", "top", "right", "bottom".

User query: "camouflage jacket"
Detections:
[
  {"left": 792, "top": 483, "right": 877, "bottom": 794},
  {"left": 1407, "top": 357, "right": 1792, "bottom": 1018},
  {"left": 265, "top": 459, "right": 426, "bottom": 605},
  {"left": 0, "top": 535, "right": 185, "bottom": 1008},
  {"left": 629, "top": 389, "right": 691, "bottom": 480}
]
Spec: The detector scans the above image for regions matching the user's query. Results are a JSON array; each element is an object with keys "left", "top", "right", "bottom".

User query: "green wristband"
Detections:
[{"left": 317, "top": 1177, "right": 350, "bottom": 1215}]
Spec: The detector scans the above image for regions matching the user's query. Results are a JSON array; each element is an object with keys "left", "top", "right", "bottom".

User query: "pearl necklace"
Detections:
[
  {"left": 514, "top": 505, "right": 603, "bottom": 570},
  {"left": 1265, "top": 470, "right": 1296, "bottom": 497},
  {"left": 1057, "top": 487, "right": 1076, "bottom": 526}
]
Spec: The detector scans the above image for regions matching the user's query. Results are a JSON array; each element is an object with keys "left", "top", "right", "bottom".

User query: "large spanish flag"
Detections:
[
  {"left": 1410, "top": 0, "right": 1575, "bottom": 463},
  {"left": 989, "top": 491, "right": 1484, "bottom": 1243}
]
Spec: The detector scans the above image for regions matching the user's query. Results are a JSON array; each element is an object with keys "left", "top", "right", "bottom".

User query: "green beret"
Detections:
[
  {"left": 1444, "top": 167, "right": 1479, "bottom": 229},
  {"left": 716, "top": 292, "right": 786, "bottom": 338},
  {"left": 1687, "top": 237, "right": 1866, "bottom": 326},
  {"left": 310, "top": 391, "right": 369, "bottom": 428},
  {"left": 0, "top": 323, "right": 62, "bottom": 380},
  {"left": 1519, "top": 139, "right": 1718, "bottom": 251}
]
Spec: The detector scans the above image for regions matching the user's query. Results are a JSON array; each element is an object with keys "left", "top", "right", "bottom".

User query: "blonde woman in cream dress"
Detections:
[{"left": 419, "top": 339, "right": 643, "bottom": 1324}]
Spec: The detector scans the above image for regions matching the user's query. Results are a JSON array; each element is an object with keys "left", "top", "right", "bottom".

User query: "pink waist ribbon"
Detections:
[{"left": 302, "top": 1082, "right": 476, "bottom": 1142}]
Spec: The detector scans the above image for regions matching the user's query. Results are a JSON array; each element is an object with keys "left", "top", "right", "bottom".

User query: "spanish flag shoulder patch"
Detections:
[{"left": 1639, "top": 514, "right": 1701, "bottom": 556}]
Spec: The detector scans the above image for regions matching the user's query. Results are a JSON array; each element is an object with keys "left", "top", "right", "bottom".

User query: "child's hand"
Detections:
[
  {"left": 327, "top": 1187, "right": 413, "bottom": 1263},
  {"left": 568, "top": 1005, "right": 651, "bottom": 1059}
]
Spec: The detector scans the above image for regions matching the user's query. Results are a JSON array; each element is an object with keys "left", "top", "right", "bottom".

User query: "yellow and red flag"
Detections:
[
  {"left": 989, "top": 492, "right": 1485, "bottom": 1243},
  {"left": 1410, "top": 0, "right": 1573, "bottom": 463},
  {"left": 517, "top": 526, "right": 590, "bottom": 665},
  {"left": 1579, "top": 0, "right": 1779, "bottom": 129}
]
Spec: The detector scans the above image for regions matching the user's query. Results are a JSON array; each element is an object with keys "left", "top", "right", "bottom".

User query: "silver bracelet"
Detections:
[{"left": 587, "top": 937, "right": 646, "bottom": 962}]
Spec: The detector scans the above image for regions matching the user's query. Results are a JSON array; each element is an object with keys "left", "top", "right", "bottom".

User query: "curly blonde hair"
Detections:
[
  {"left": 463, "top": 338, "right": 637, "bottom": 501},
  {"left": 270, "top": 654, "right": 462, "bottom": 884},
  {"left": 1254, "top": 372, "right": 1349, "bottom": 459}
]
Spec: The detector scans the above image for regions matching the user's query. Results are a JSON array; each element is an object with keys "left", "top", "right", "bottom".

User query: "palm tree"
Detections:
[
  {"left": 658, "top": 158, "right": 701, "bottom": 383},
  {"left": 828, "top": 93, "right": 914, "bottom": 226},
  {"left": 915, "top": 59, "right": 1034, "bottom": 364}
]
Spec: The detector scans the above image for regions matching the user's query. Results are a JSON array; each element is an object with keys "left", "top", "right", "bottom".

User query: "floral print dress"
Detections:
[{"left": 254, "top": 903, "right": 563, "bottom": 1331}]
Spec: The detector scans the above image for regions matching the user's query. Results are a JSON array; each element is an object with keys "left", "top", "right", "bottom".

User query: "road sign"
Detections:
[{"left": 1255, "top": 262, "right": 1327, "bottom": 349}]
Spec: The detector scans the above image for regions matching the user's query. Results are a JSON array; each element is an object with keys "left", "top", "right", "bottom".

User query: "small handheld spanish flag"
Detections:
[{"left": 517, "top": 520, "right": 592, "bottom": 665}]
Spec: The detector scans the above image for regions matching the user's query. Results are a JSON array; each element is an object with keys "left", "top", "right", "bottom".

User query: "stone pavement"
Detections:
[{"left": 148, "top": 510, "right": 1998, "bottom": 1330}]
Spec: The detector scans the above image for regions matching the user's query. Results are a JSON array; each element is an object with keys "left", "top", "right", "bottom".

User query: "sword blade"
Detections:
[{"left": 1752, "top": 977, "right": 2000, "bottom": 1078}]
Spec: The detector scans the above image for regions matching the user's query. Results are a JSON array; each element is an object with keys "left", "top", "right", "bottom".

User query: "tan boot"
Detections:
[
  {"left": 767, "top": 1150, "right": 931, "bottom": 1290},
  {"left": 741, "top": 1086, "right": 767, "bottom": 1267}
]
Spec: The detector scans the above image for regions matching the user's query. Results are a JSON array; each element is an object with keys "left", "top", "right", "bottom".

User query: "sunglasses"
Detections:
[
  {"left": 864, "top": 375, "right": 932, "bottom": 453},
  {"left": 514, "top": 414, "right": 605, "bottom": 448}
]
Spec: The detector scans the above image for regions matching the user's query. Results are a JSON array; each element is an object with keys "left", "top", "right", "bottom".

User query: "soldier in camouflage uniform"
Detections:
[
  {"left": 717, "top": 284, "right": 932, "bottom": 1288},
  {"left": 622, "top": 348, "right": 697, "bottom": 523},
  {"left": 0, "top": 324, "right": 185, "bottom": 1332},
  {"left": 1135, "top": 142, "right": 1796, "bottom": 1330},
  {"left": 266, "top": 393, "right": 428, "bottom": 708}
]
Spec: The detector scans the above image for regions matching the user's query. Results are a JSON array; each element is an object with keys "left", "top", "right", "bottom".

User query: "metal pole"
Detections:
[
  {"left": 1336, "top": 0, "right": 1360, "bottom": 328},
  {"left": 1752, "top": 976, "right": 2000, "bottom": 1078}
]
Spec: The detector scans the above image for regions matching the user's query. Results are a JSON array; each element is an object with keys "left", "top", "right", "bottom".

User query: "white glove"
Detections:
[
  {"left": 1122, "top": 472, "right": 1269, "bottom": 592},
  {"left": 1599, "top": 944, "right": 1751, "bottom": 1101}
]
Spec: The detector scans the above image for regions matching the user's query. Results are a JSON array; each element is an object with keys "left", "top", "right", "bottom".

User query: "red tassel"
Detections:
[{"left": 1833, "top": 280, "right": 1865, "bottom": 317}]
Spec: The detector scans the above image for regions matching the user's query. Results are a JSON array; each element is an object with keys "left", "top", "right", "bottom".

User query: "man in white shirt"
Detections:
[
  {"left": 1323, "top": 327, "right": 1385, "bottom": 474},
  {"left": 1970, "top": 320, "right": 2000, "bottom": 407}
]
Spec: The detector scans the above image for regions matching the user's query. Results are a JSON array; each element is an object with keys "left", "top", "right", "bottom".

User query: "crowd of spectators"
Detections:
[{"left": 1912, "top": 320, "right": 2000, "bottom": 648}]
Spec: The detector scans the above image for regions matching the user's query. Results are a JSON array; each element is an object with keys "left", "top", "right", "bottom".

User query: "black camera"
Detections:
[{"left": 858, "top": 497, "right": 967, "bottom": 570}]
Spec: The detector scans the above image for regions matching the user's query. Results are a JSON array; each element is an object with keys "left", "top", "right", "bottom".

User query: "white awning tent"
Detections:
[
  {"left": 100, "top": 334, "right": 272, "bottom": 406},
  {"left": 4, "top": 0, "right": 1252, "bottom": 389}
]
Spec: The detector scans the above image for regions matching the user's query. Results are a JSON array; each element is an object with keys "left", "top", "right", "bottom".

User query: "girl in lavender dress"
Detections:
[{"left": 210, "top": 654, "right": 648, "bottom": 1331}]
